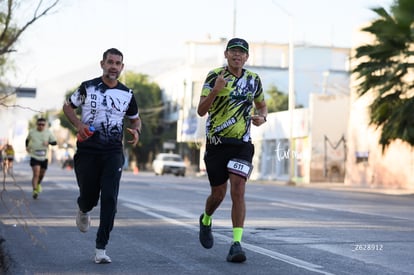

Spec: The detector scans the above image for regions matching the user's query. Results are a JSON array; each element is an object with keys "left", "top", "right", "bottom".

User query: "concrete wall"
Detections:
[
  {"left": 309, "top": 93, "right": 350, "bottom": 182},
  {"left": 345, "top": 27, "right": 414, "bottom": 190},
  {"left": 345, "top": 92, "right": 414, "bottom": 190}
]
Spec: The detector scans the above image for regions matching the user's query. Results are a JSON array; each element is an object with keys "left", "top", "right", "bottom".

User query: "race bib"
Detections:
[
  {"left": 34, "top": 150, "right": 46, "bottom": 157},
  {"left": 227, "top": 159, "right": 253, "bottom": 179}
]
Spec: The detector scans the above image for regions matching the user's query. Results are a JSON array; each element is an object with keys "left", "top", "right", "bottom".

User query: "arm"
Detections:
[
  {"left": 197, "top": 70, "right": 226, "bottom": 116},
  {"left": 63, "top": 101, "right": 82, "bottom": 130},
  {"left": 49, "top": 132, "right": 57, "bottom": 146},
  {"left": 125, "top": 116, "right": 142, "bottom": 147},
  {"left": 251, "top": 100, "right": 268, "bottom": 126},
  {"left": 197, "top": 92, "right": 218, "bottom": 117},
  {"left": 63, "top": 101, "right": 90, "bottom": 140},
  {"left": 25, "top": 133, "right": 30, "bottom": 152}
]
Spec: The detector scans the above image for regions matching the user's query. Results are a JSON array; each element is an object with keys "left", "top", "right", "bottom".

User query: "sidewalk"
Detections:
[
  {"left": 251, "top": 178, "right": 414, "bottom": 196},
  {"left": 167, "top": 165, "right": 414, "bottom": 196}
]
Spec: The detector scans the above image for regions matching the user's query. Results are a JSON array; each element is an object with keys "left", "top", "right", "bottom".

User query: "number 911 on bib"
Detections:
[{"left": 227, "top": 158, "right": 253, "bottom": 179}]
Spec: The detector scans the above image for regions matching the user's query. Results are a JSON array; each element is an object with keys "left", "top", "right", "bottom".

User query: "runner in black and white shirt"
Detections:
[
  {"left": 69, "top": 76, "right": 138, "bottom": 153},
  {"left": 63, "top": 48, "right": 142, "bottom": 264}
]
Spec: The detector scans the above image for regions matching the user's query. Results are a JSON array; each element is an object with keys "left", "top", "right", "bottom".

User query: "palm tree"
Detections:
[{"left": 352, "top": 0, "right": 414, "bottom": 150}]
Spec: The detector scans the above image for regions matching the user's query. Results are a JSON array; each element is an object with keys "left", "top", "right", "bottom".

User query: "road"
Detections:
[{"left": 0, "top": 162, "right": 413, "bottom": 275}]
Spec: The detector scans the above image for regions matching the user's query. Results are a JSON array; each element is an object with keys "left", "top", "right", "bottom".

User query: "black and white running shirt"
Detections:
[{"left": 68, "top": 77, "right": 139, "bottom": 153}]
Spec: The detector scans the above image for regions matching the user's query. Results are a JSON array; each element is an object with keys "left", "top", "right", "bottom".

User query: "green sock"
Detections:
[
  {"left": 233, "top": 227, "right": 243, "bottom": 243},
  {"left": 202, "top": 212, "right": 212, "bottom": 226}
]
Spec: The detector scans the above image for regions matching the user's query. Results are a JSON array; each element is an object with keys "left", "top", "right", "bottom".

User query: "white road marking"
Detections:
[{"left": 122, "top": 200, "right": 334, "bottom": 275}]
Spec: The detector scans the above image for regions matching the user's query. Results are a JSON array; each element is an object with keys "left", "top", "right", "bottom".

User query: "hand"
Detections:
[
  {"left": 213, "top": 69, "right": 227, "bottom": 93},
  {"left": 126, "top": 128, "right": 139, "bottom": 147},
  {"left": 251, "top": 115, "right": 266, "bottom": 126},
  {"left": 76, "top": 124, "right": 92, "bottom": 141}
]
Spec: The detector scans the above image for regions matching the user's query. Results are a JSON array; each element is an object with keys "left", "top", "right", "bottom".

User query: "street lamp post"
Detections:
[
  {"left": 287, "top": 13, "right": 295, "bottom": 185},
  {"left": 233, "top": 0, "right": 237, "bottom": 37},
  {"left": 272, "top": 1, "right": 295, "bottom": 184}
]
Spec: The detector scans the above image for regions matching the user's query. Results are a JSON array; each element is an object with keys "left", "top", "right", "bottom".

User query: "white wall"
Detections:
[{"left": 309, "top": 93, "right": 350, "bottom": 181}]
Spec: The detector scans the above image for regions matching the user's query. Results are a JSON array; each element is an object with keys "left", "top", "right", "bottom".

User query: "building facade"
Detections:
[
  {"left": 344, "top": 31, "right": 414, "bottom": 190},
  {"left": 151, "top": 39, "right": 351, "bottom": 183}
]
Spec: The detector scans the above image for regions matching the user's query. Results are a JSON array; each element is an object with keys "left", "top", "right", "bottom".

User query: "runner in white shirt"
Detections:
[{"left": 63, "top": 48, "right": 142, "bottom": 264}]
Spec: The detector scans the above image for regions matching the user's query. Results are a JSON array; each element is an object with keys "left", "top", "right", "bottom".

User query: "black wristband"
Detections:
[
  {"left": 136, "top": 128, "right": 141, "bottom": 135},
  {"left": 262, "top": 115, "right": 267, "bottom": 122}
]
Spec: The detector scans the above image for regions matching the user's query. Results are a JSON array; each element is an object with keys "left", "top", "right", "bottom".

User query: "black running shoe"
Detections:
[
  {"left": 226, "top": 241, "right": 246, "bottom": 263},
  {"left": 199, "top": 214, "right": 213, "bottom": 249}
]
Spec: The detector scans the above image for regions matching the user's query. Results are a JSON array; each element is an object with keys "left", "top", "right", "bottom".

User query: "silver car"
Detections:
[{"left": 152, "top": 153, "right": 186, "bottom": 176}]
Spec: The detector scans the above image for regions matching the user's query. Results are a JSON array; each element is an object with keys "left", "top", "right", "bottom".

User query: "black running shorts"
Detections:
[
  {"left": 204, "top": 142, "right": 254, "bottom": 186},
  {"left": 30, "top": 157, "right": 48, "bottom": 170}
]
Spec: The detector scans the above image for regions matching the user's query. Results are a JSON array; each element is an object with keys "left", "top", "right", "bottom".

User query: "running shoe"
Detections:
[
  {"left": 199, "top": 214, "right": 213, "bottom": 249},
  {"left": 95, "top": 249, "right": 112, "bottom": 264},
  {"left": 76, "top": 210, "right": 90, "bottom": 233},
  {"left": 36, "top": 183, "right": 42, "bottom": 193},
  {"left": 226, "top": 241, "right": 246, "bottom": 263},
  {"left": 32, "top": 190, "right": 38, "bottom": 199}
]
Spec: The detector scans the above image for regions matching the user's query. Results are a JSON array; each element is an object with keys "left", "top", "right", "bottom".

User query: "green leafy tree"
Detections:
[
  {"left": 124, "top": 72, "right": 167, "bottom": 170},
  {"left": 1, "top": 0, "right": 60, "bottom": 113},
  {"left": 265, "top": 85, "right": 302, "bottom": 113},
  {"left": 265, "top": 85, "right": 288, "bottom": 112},
  {"left": 352, "top": 0, "right": 414, "bottom": 150},
  {"left": 0, "top": 0, "right": 59, "bottom": 85}
]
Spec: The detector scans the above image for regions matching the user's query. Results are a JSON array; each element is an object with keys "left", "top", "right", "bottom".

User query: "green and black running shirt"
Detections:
[{"left": 201, "top": 67, "right": 264, "bottom": 144}]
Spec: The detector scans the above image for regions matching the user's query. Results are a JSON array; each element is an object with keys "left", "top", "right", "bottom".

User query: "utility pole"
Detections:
[
  {"left": 272, "top": 1, "right": 295, "bottom": 184},
  {"left": 233, "top": 0, "right": 237, "bottom": 37}
]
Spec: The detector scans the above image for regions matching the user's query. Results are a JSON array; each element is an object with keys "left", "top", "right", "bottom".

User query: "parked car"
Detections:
[{"left": 152, "top": 153, "right": 186, "bottom": 176}]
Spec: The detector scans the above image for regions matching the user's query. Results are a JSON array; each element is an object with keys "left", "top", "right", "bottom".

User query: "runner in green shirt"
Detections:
[
  {"left": 25, "top": 118, "right": 57, "bottom": 199},
  {"left": 197, "top": 38, "right": 268, "bottom": 263}
]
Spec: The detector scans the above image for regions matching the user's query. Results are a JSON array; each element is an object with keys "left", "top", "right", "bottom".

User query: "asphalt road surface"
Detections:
[{"left": 0, "top": 162, "right": 413, "bottom": 275}]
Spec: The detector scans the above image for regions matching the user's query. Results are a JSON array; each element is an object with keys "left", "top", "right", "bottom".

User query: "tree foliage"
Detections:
[
  {"left": 265, "top": 85, "right": 288, "bottom": 112},
  {"left": 0, "top": 0, "right": 59, "bottom": 80},
  {"left": 124, "top": 72, "right": 169, "bottom": 170},
  {"left": 0, "top": 0, "right": 59, "bottom": 113},
  {"left": 264, "top": 85, "right": 303, "bottom": 112},
  {"left": 352, "top": 0, "right": 414, "bottom": 150}
]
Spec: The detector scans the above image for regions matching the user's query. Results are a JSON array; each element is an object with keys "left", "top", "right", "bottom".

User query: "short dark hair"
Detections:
[
  {"left": 103, "top": 48, "right": 123, "bottom": 61},
  {"left": 37, "top": 117, "right": 46, "bottom": 123}
]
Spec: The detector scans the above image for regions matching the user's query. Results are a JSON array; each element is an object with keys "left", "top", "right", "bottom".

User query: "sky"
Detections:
[{"left": 5, "top": 0, "right": 394, "bottom": 88}]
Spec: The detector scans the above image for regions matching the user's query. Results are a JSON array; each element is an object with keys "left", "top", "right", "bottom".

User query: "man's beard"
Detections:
[{"left": 105, "top": 72, "right": 119, "bottom": 80}]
